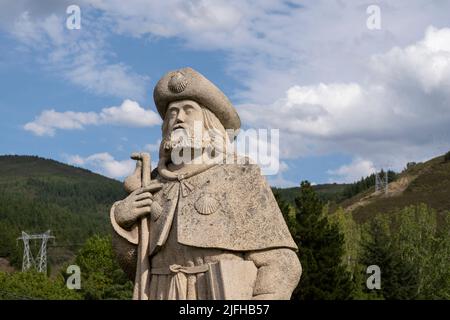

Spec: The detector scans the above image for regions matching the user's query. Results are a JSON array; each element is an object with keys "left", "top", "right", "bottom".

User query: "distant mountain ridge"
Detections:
[
  {"left": 0, "top": 155, "right": 126, "bottom": 271},
  {"left": 273, "top": 183, "right": 349, "bottom": 204}
]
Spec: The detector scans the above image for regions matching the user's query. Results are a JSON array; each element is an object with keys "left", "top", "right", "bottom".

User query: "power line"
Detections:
[
  {"left": 375, "top": 169, "right": 388, "bottom": 195},
  {"left": 17, "top": 230, "right": 55, "bottom": 273}
]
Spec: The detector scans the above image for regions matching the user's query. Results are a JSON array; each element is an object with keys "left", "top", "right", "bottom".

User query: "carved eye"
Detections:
[
  {"left": 183, "top": 105, "right": 194, "bottom": 115},
  {"left": 169, "top": 108, "right": 177, "bottom": 118}
]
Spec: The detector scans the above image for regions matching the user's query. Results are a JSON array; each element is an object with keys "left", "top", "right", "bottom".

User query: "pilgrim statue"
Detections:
[{"left": 110, "top": 67, "right": 301, "bottom": 300}]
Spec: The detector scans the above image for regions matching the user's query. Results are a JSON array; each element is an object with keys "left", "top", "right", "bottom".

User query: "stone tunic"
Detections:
[{"left": 148, "top": 210, "right": 245, "bottom": 300}]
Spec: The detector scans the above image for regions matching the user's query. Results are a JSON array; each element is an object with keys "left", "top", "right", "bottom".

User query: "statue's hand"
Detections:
[{"left": 114, "top": 185, "right": 162, "bottom": 229}]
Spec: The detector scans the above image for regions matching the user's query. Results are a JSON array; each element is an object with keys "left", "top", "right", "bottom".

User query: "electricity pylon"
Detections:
[
  {"left": 17, "top": 230, "right": 55, "bottom": 273},
  {"left": 375, "top": 170, "right": 388, "bottom": 194}
]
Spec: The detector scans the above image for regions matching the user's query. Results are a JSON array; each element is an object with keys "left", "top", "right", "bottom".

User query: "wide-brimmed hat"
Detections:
[{"left": 153, "top": 67, "right": 241, "bottom": 133}]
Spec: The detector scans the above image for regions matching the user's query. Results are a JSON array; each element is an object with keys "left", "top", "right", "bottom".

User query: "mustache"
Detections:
[{"left": 172, "top": 123, "right": 189, "bottom": 131}]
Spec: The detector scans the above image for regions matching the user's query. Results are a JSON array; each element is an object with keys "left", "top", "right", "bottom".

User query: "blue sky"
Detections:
[{"left": 1, "top": 1, "right": 450, "bottom": 187}]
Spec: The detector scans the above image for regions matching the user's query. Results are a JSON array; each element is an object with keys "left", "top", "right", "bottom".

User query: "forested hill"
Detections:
[
  {"left": 0, "top": 155, "right": 126, "bottom": 269},
  {"left": 273, "top": 151, "right": 450, "bottom": 226},
  {"left": 273, "top": 183, "right": 349, "bottom": 204},
  {"left": 342, "top": 152, "right": 450, "bottom": 223}
]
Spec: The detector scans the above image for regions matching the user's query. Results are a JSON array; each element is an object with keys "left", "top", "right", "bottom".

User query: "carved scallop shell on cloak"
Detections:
[{"left": 194, "top": 195, "right": 220, "bottom": 215}]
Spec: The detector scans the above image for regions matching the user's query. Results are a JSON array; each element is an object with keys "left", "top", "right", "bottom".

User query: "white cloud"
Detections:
[
  {"left": 11, "top": 11, "right": 43, "bottom": 44},
  {"left": 4, "top": 1, "right": 450, "bottom": 183},
  {"left": 65, "top": 152, "right": 135, "bottom": 179},
  {"left": 267, "top": 174, "right": 298, "bottom": 188},
  {"left": 279, "top": 161, "right": 289, "bottom": 173},
  {"left": 144, "top": 140, "right": 162, "bottom": 153},
  {"left": 66, "top": 1, "right": 450, "bottom": 180},
  {"left": 4, "top": 1, "right": 450, "bottom": 104},
  {"left": 267, "top": 161, "right": 297, "bottom": 187},
  {"left": 24, "top": 99, "right": 161, "bottom": 136},
  {"left": 239, "top": 26, "right": 450, "bottom": 176},
  {"left": 23, "top": 109, "right": 98, "bottom": 136},
  {"left": 99, "top": 99, "right": 161, "bottom": 127},
  {"left": 328, "top": 158, "right": 376, "bottom": 183},
  {"left": 234, "top": 128, "right": 280, "bottom": 175},
  {"left": 3, "top": 3, "right": 148, "bottom": 100},
  {"left": 81, "top": 0, "right": 244, "bottom": 43},
  {"left": 239, "top": 83, "right": 365, "bottom": 138},
  {"left": 74, "top": 1, "right": 450, "bottom": 103},
  {"left": 64, "top": 152, "right": 160, "bottom": 179},
  {"left": 371, "top": 26, "right": 450, "bottom": 93},
  {"left": 65, "top": 52, "right": 149, "bottom": 100},
  {"left": 5, "top": 1, "right": 450, "bottom": 104}
]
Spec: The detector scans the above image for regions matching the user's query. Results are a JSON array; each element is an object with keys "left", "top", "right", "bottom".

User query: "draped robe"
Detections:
[{"left": 110, "top": 162, "right": 300, "bottom": 300}]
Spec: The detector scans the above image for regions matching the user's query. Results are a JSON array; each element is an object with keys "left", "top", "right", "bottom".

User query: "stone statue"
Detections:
[{"left": 110, "top": 67, "right": 301, "bottom": 300}]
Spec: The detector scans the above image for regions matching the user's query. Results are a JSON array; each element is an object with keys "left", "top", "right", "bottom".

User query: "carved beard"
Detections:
[
  {"left": 160, "top": 123, "right": 228, "bottom": 167},
  {"left": 162, "top": 127, "right": 208, "bottom": 152}
]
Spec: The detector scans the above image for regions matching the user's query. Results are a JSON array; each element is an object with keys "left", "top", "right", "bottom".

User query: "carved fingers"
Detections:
[
  {"left": 115, "top": 184, "right": 163, "bottom": 229},
  {"left": 134, "top": 206, "right": 152, "bottom": 219},
  {"left": 132, "top": 193, "right": 152, "bottom": 218},
  {"left": 132, "top": 183, "right": 163, "bottom": 195},
  {"left": 135, "top": 192, "right": 153, "bottom": 202},
  {"left": 130, "top": 184, "right": 162, "bottom": 219}
]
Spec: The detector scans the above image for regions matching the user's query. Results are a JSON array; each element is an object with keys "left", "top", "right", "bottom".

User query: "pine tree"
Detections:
[
  {"left": 292, "top": 181, "right": 353, "bottom": 300},
  {"left": 273, "top": 190, "right": 296, "bottom": 236},
  {"left": 359, "top": 215, "right": 419, "bottom": 299},
  {"left": 73, "top": 235, "right": 133, "bottom": 300},
  {"left": 391, "top": 205, "right": 449, "bottom": 299}
]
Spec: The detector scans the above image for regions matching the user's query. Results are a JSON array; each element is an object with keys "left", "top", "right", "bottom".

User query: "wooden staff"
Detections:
[{"left": 131, "top": 152, "right": 151, "bottom": 300}]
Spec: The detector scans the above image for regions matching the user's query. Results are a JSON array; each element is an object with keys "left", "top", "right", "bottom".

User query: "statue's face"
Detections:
[
  {"left": 166, "top": 99, "right": 203, "bottom": 133},
  {"left": 161, "top": 99, "right": 229, "bottom": 164},
  {"left": 163, "top": 99, "right": 205, "bottom": 152}
]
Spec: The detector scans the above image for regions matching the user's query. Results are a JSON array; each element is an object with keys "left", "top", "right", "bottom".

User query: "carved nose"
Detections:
[{"left": 176, "top": 109, "right": 186, "bottom": 123}]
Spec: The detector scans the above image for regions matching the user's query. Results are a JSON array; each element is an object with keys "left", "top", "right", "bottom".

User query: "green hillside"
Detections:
[
  {"left": 0, "top": 155, "right": 126, "bottom": 270},
  {"left": 341, "top": 153, "right": 450, "bottom": 223},
  {"left": 274, "top": 152, "right": 450, "bottom": 226}
]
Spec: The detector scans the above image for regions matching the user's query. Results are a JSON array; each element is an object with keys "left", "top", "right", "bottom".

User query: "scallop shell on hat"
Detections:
[
  {"left": 168, "top": 72, "right": 188, "bottom": 93},
  {"left": 194, "top": 195, "right": 220, "bottom": 215}
]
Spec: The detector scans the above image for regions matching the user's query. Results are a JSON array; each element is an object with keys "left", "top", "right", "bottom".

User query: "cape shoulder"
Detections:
[{"left": 176, "top": 162, "right": 298, "bottom": 252}]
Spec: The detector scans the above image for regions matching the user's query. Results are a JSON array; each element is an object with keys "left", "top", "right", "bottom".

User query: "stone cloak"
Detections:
[{"left": 111, "top": 163, "right": 298, "bottom": 259}]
